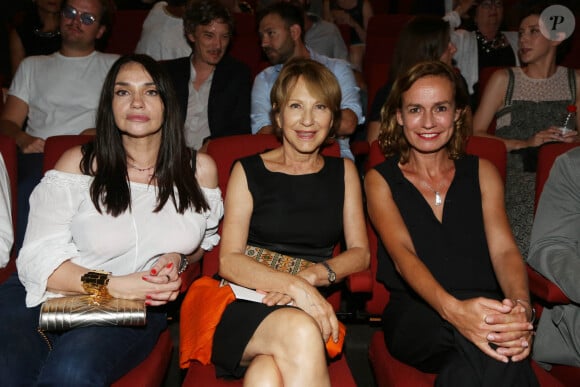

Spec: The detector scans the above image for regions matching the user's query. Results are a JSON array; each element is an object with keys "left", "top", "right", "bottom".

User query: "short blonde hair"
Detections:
[
  {"left": 270, "top": 58, "right": 342, "bottom": 140},
  {"left": 378, "top": 60, "right": 471, "bottom": 163}
]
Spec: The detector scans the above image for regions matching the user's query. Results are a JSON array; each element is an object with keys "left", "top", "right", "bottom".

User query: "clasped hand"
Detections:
[
  {"left": 108, "top": 253, "right": 182, "bottom": 306},
  {"left": 451, "top": 297, "right": 534, "bottom": 363}
]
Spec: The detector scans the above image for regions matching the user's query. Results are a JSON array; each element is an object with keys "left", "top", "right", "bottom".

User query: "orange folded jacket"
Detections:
[{"left": 180, "top": 276, "right": 346, "bottom": 368}]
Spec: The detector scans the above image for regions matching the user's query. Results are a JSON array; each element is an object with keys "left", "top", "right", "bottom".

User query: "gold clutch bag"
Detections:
[
  {"left": 245, "top": 245, "right": 314, "bottom": 274},
  {"left": 38, "top": 295, "right": 146, "bottom": 331}
]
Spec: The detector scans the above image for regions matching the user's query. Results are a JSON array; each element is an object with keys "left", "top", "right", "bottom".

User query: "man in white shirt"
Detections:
[
  {"left": 0, "top": 0, "right": 119, "bottom": 154},
  {"left": 283, "top": 0, "right": 348, "bottom": 61},
  {"left": 0, "top": 0, "right": 119, "bottom": 252}
]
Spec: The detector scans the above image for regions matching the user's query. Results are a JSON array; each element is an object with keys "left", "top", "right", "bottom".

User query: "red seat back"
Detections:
[
  {"left": 103, "top": 9, "right": 148, "bottom": 55},
  {"left": 42, "top": 135, "right": 94, "bottom": 173},
  {"left": 534, "top": 142, "right": 580, "bottom": 212},
  {"left": 477, "top": 66, "right": 504, "bottom": 104},
  {"left": 363, "top": 14, "right": 411, "bottom": 80},
  {"left": 229, "top": 13, "right": 263, "bottom": 79},
  {"left": 0, "top": 135, "right": 18, "bottom": 283}
]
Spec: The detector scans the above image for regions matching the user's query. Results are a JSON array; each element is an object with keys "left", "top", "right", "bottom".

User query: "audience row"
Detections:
[{"left": 0, "top": 0, "right": 579, "bottom": 385}]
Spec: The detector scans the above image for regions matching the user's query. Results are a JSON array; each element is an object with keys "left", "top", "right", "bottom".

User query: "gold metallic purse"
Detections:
[{"left": 38, "top": 270, "right": 146, "bottom": 331}]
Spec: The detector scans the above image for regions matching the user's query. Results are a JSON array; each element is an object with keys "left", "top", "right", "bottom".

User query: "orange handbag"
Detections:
[{"left": 179, "top": 276, "right": 235, "bottom": 368}]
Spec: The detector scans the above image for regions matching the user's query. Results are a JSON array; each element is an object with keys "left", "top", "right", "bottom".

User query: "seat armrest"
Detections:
[
  {"left": 346, "top": 269, "right": 373, "bottom": 293},
  {"left": 527, "top": 265, "right": 570, "bottom": 304},
  {"left": 180, "top": 261, "right": 201, "bottom": 293}
]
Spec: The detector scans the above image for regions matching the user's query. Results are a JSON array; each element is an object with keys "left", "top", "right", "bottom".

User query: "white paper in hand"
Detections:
[{"left": 228, "top": 283, "right": 265, "bottom": 303}]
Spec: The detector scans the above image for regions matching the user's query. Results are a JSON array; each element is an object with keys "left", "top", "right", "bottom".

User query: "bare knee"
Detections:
[
  {"left": 244, "top": 355, "right": 282, "bottom": 387},
  {"left": 245, "top": 308, "right": 325, "bottom": 359},
  {"left": 277, "top": 308, "right": 324, "bottom": 353}
]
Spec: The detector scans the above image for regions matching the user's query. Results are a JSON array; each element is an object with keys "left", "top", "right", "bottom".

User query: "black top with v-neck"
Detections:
[{"left": 374, "top": 155, "right": 500, "bottom": 298}]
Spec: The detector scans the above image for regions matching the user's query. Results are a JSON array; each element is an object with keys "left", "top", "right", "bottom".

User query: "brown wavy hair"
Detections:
[{"left": 378, "top": 60, "right": 471, "bottom": 164}]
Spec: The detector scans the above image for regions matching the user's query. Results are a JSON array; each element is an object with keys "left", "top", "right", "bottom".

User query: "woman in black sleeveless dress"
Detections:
[
  {"left": 212, "top": 58, "right": 369, "bottom": 384},
  {"left": 365, "top": 60, "right": 538, "bottom": 386}
]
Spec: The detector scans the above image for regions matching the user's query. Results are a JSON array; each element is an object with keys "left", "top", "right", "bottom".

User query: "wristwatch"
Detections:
[
  {"left": 321, "top": 261, "right": 336, "bottom": 284},
  {"left": 81, "top": 270, "right": 111, "bottom": 298},
  {"left": 178, "top": 254, "right": 189, "bottom": 275}
]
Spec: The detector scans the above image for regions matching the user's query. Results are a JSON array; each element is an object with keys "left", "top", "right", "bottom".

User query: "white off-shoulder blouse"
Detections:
[{"left": 17, "top": 170, "right": 223, "bottom": 307}]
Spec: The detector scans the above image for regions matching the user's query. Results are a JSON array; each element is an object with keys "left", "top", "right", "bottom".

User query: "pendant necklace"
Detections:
[{"left": 421, "top": 179, "right": 448, "bottom": 207}]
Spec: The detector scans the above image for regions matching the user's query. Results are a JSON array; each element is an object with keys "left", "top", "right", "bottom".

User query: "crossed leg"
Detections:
[{"left": 241, "top": 307, "right": 330, "bottom": 387}]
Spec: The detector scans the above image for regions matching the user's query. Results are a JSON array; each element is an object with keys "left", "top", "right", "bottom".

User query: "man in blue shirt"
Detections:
[{"left": 251, "top": 2, "right": 363, "bottom": 159}]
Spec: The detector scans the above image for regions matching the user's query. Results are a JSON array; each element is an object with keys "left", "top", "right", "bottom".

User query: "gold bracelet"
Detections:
[
  {"left": 81, "top": 270, "right": 111, "bottom": 301},
  {"left": 516, "top": 299, "right": 536, "bottom": 323}
]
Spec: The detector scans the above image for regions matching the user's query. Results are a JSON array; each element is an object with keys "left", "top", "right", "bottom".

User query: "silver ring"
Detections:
[{"left": 165, "top": 275, "right": 171, "bottom": 282}]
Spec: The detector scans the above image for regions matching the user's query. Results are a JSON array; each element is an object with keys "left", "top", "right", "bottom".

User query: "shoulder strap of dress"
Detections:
[
  {"left": 504, "top": 67, "right": 515, "bottom": 106},
  {"left": 567, "top": 67, "right": 576, "bottom": 103}
]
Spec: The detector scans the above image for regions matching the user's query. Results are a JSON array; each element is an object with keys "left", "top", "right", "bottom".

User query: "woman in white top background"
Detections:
[{"left": 0, "top": 154, "right": 12, "bottom": 269}]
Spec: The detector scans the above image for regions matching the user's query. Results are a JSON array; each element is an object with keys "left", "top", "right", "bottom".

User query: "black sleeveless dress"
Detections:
[
  {"left": 373, "top": 155, "right": 538, "bottom": 386},
  {"left": 211, "top": 153, "right": 345, "bottom": 378}
]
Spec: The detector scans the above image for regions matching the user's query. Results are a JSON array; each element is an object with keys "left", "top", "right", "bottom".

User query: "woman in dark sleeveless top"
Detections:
[
  {"left": 365, "top": 61, "right": 538, "bottom": 386},
  {"left": 9, "top": 0, "right": 62, "bottom": 75},
  {"left": 212, "top": 58, "right": 369, "bottom": 384}
]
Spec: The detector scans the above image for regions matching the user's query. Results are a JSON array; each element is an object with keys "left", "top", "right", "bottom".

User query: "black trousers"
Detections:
[{"left": 383, "top": 293, "right": 539, "bottom": 387}]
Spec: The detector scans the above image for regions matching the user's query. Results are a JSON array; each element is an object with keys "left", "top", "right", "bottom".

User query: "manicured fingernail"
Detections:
[
  {"left": 166, "top": 263, "right": 173, "bottom": 269},
  {"left": 150, "top": 269, "right": 157, "bottom": 275},
  {"left": 146, "top": 295, "right": 152, "bottom": 299},
  {"left": 145, "top": 301, "right": 151, "bottom": 306},
  {"left": 142, "top": 276, "right": 148, "bottom": 280}
]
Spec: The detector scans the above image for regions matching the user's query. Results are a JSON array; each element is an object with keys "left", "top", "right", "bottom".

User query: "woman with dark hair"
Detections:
[
  {"left": 366, "top": 60, "right": 538, "bottom": 385},
  {"left": 366, "top": 15, "right": 459, "bottom": 143},
  {"left": 9, "top": 0, "right": 63, "bottom": 75},
  {"left": 208, "top": 57, "right": 369, "bottom": 384},
  {"left": 447, "top": 0, "right": 520, "bottom": 97},
  {"left": 0, "top": 54, "right": 223, "bottom": 385}
]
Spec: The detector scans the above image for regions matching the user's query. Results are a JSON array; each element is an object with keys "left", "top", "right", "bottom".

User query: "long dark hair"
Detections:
[
  {"left": 81, "top": 54, "right": 209, "bottom": 216},
  {"left": 389, "top": 15, "right": 451, "bottom": 81}
]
